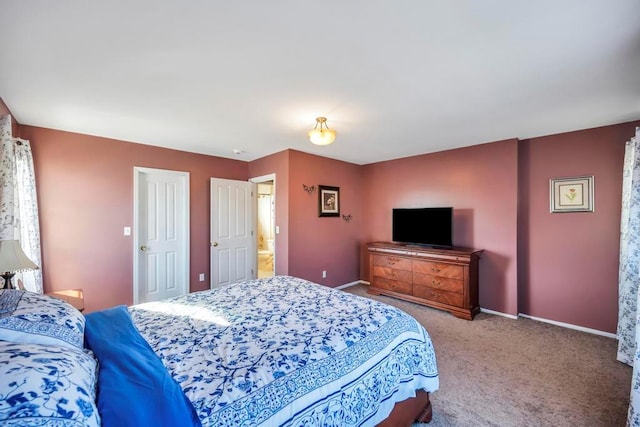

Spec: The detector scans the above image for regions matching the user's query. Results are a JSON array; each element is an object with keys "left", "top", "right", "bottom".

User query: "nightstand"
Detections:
[{"left": 46, "top": 288, "right": 85, "bottom": 312}]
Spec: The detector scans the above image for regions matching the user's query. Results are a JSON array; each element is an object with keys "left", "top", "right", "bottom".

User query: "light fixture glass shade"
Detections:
[
  {"left": 308, "top": 128, "right": 336, "bottom": 146},
  {"left": 309, "top": 117, "right": 337, "bottom": 146},
  {"left": 0, "top": 240, "right": 39, "bottom": 273}
]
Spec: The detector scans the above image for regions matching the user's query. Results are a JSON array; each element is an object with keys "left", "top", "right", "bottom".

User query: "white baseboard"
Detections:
[
  {"left": 335, "top": 280, "right": 367, "bottom": 290},
  {"left": 518, "top": 313, "right": 617, "bottom": 339},
  {"left": 479, "top": 308, "right": 616, "bottom": 339},
  {"left": 346, "top": 285, "right": 616, "bottom": 338},
  {"left": 480, "top": 308, "right": 518, "bottom": 320}
]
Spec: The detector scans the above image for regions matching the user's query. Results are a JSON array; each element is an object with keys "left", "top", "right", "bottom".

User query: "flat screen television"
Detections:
[{"left": 392, "top": 207, "right": 453, "bottom": 247}]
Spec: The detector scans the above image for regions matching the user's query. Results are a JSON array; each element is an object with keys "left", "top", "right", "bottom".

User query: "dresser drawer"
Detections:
[
  {"left": 413, "top": 284, "right": 463, "bottom": 307},
  {"left": 372, "top": 277, "right": 413, "bottom": 294},
  {"left": 373, "top": 266, "right": 412, "bottom": 283},
  {"left": 413, "top": 260, "right": 463, "bottom": 279},
  {"left": 413, "top": 272, "right": 464, "bottom": 294},
  {"left": 373, "top": 255, "right": 412, "bottom": 271}
]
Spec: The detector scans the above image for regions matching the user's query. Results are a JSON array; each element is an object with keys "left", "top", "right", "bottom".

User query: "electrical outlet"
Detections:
[
  {"left": 322, "top": 270, "right": 327, "bottom": 278},
  {"left": 199, "top": 273, "right": 205, "bottom": 282},
  {"left": 123, "top": 227, "right": 131, "bottom": 236}
]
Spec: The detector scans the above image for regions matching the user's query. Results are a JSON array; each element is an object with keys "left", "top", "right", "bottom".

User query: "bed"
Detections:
[{"left": 0, "top": 275, "right": 439, "bottom": 426}]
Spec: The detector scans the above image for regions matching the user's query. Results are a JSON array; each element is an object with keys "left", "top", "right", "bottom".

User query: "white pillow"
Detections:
[
  {"left": 0, "top": 341, "right": 100, "bottom": 427},
  {"left": 0, "top": 289, "right": 85, "bottom": 350}
]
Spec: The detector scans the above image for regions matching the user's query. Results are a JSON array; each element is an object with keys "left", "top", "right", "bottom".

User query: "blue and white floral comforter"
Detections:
[{"left": 129, "top": 276, "right": 439, "bottom": 427}]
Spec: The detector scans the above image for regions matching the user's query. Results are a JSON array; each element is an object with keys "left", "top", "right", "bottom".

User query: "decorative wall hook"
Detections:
[
  {"left": 302, "top": 184, "right": 316, "bottom": 194},
  {"left": 342, "top": 214, "right": 353, "bottom": 222}
]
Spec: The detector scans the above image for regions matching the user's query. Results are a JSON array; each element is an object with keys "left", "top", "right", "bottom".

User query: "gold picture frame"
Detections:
[{"left": 550, "top": 176, "right": 594, "bottom": 213}]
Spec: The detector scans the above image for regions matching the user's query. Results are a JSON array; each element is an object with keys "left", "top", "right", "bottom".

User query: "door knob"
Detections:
[
  {"left": 211, "top": 242, "right": 219, "bottom": 247},
  {"left": 140, "top": 245, "right": 148, "bottom": 251}
]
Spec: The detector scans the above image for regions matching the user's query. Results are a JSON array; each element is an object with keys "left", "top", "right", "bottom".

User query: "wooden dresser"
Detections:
[
  {"left": 45, "top": 289, "right": 85, "bottom": 312},
  {"left": 367, "top": 242, "right": 482, "bottom": 320}
]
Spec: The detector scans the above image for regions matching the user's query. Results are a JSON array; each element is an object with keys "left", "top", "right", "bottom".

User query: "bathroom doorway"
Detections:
[{"left": 251, "top": 174, "right": 275, "bottom": 278}]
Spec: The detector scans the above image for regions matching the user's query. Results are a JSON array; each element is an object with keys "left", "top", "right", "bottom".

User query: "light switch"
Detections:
[
  {"left": 275, "top": 226, "right": 280, "bottom": 234},
  {"left": 123, "top": 227, "right": 131, "bottom": 236}
]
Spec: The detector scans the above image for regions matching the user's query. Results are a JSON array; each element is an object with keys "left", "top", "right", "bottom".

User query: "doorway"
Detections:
[{"left": 251, "top": 174, "right": 275, "bottom": 278}]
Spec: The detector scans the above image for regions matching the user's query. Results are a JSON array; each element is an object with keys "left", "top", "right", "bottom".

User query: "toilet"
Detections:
[{"left": 258, "top": 239, "right": 274, "bottom": 270}]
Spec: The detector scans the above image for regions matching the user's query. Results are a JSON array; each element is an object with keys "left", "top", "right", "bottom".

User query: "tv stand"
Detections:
[{"left": 367, "top": 242, "right": 482, "bottom": 320}]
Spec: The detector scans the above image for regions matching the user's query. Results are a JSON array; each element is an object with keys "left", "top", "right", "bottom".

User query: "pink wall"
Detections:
[
  {"left": 361, "top": 139, "right": 520, "bottom": 315},
  {"left": 248, "top": 150, "right": 290, "bottom": 275},
  {"left": 0, "top": 97, "right": 20, "bottom": 136},
  {"left": 248, "top": 149, "right": 364, "bottom": 287},
  {"left": 16, "top": 114, "right": 639, "bottom": 333},
  {"left": 0, "top": 98, "right": 10, "bottom": 115},
  {"left": 21, "top": 125, "right": 247, "bottom": 312},
  {"left": 519, "top": 121, "right": 640, "bottom": 332},
  {"left": 287, "top": 150, "right": 363, "bottom": 286},
  {"left": 359, "top": 121, "right": 638, "bottom": 332}
]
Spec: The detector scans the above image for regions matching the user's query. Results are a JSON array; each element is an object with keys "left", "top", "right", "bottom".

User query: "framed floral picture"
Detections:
[
  {"left": 318, "top": 185, "right": 339, "bottom": 217},
  {"left": 550, "top": 176, "right": 594, "bottom": 213}
]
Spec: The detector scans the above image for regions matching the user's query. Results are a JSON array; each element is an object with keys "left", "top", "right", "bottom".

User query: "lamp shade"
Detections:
[
  {"left": 308, "top": 117, "right": 337, "bottom": 146},
  {"left": 308, "top": 128, "right": 337, "bottom": 145},
  {"left": 0, "top": 240, "right": 38, "bottom": 273}
]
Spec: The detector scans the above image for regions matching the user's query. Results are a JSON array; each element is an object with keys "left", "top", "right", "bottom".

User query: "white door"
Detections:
[
  {"left": 210, "top": 178, "right": 255, "bottom": 288},
  {"left": 134, "top": 168, "right": 190, "bottom": 304}
]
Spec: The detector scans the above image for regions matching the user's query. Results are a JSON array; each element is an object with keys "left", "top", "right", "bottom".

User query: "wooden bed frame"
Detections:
[{"left": 377, "top": 390, "right": 432, "bottom": 426}]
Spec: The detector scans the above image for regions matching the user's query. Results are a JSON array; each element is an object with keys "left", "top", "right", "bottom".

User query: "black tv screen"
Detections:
[{"left": 392, "top": 207, "right": 453, "bottom": 247}]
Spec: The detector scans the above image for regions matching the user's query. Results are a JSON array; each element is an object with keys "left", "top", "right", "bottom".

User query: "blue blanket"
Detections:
[{"left": 84, "top": 305, "right": 201, "bottom": 427}]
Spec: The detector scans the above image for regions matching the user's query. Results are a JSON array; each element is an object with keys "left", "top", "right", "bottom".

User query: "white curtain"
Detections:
[
  {"left": 0, "top": 115, "right": 43, "bottom": 293},
  {"left": 617, "top": 131, "right": 637, "bottom": 365},
  {"left": 617, "top": 127, "right": 640, "bottom": 425}
]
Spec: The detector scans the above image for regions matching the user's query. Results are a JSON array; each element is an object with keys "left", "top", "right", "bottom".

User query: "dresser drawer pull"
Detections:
[
  {"left": 387, "top": 257, "right": 399, "bottom": 265},
  {"left": 431, "top": 267, "right": 441, "bottom": 273},
  {"left": 431, "top": 279, "right": 441, "bottom": 287}
]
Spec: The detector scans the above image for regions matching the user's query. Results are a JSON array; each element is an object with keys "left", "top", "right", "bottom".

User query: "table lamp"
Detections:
[{"left": 0, "top": 240, "right": 39, "bottom": 290}]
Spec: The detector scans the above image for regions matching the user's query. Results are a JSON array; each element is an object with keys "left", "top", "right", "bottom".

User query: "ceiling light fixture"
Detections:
[{"left": 308, "top": 117, "right": 336, "bottom": 146}]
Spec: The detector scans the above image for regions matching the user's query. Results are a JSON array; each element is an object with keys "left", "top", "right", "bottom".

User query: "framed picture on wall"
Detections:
[
  {"left": 550, "top": 176, "right": 594, "bottom": 213},
  {"left": 318, "top": 185, "right": 340, "bottom": 217}
]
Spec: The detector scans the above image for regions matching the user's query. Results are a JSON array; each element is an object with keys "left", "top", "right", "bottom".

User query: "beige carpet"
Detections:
[{"left": 344, "top": 284, "right": 631, "bottom": 427}]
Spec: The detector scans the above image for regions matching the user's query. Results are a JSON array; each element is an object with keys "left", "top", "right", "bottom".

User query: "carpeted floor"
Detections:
[{"left": 344, "top": 284, "right": 631, "bottom": 427}]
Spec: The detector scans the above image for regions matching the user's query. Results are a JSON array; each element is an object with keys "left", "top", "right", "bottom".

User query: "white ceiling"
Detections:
[{"left": 1, "top": 1, "right": 639, "bottom": 165}]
